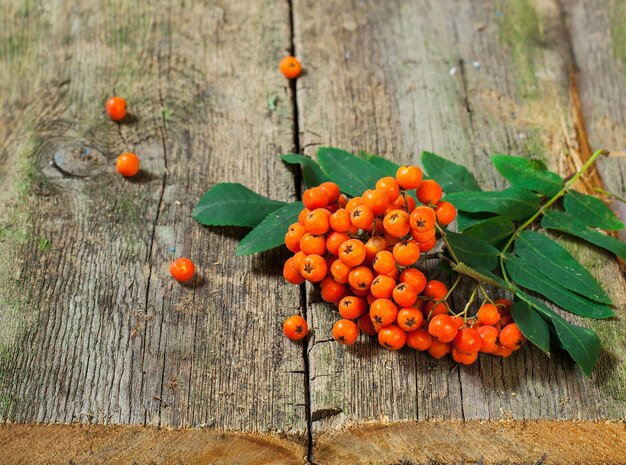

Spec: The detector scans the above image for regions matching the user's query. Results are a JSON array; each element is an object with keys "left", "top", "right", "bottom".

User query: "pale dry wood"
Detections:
[
  {"left": 294, "top": 0, "right": 626, "bottom": 432},
  {"left": 0, "top": 0, "right": 306, "bottom": 432}
]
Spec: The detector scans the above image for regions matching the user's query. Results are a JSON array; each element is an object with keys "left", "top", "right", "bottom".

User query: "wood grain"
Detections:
[
  {"left": 0, "top": 0, "right": 306, "bottom": 432},
  {"left": 293, "top": 0, "right": 626, "bottom": 431}
]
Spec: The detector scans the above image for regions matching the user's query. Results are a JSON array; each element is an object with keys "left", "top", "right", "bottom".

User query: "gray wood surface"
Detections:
[{"left": 0, "top": 0, "right": 625, "bottom": 462}]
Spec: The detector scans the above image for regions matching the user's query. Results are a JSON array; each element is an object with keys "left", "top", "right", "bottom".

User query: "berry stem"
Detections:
[
  {"left": 436, "top": 274, "right": 462, "bottom": 305},
  {"left": 477, "top": 285, "right": 495, "bottom": 305},
  {"left": 500, "top": 148, "right": 609, "bottom": 256}
]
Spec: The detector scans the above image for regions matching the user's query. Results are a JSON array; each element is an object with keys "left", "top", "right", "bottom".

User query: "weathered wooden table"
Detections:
[{"left": 1, "top": 1, "right": 625, "bottom": 463}]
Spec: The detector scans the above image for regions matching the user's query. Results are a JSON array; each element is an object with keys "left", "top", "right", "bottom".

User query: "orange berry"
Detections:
[
  {"left": 411, "top": 228, "right": 436, "bottom": 243},
  {"left": 428, "top": 314, "right": 458, "bottom": 343},
  {"left": 350, "top": 205, "right": 374, "bottom": 229},
  {"left": 435, "top": 201, "right": 457, "bottom": 226},
  {"left": 395, "top": 165, "right": 423, "bottom": 189},
  {"left": 332, "top": 319, "right": 359, "bottom": 345},
  {"left": 453, "top": 328, "right": 483, "bottom": 354},
  {"left": 337, "top": 194, "right": 348, "bottom": 207},
  {"left": 392, "top": 282, "right": 418, "bottom": 307},
  {"left": 372, "top": 250, "right": 396, "bottom": 275},
  {"left": 369, "top": 298, "right": 398, "bottom": 327},
  {"left": 393, "top": 194, "right": 417, "bottom": 213},
  {"left": 392, "top": 240, "right": 420, "bottom": 266},
  {"left": 375, "top": 176, "right": 400, "bottom": 202},
  {"left": 170, "top": 257, "right": 195, "bottom": 283},
  {"left": 378, "top": 324, "right": 407, "bottom": 350},
  {"left": 320, "top": 277, "right": 346, "bottom": 303},
  {"left": 383, "top": 209, "right": 411, "bottom": 238},
  {"left": 364, "top": 236, "right": 387, "bottom": 261},
  {"left": 499, "top": 323, "right": 526, "bottom": 351},
  {"left": 451, "top": 316, "right": 465, "bottom": 328},
  {"left": 304, "top": 208, "right": 331, "bottom": 234},
  {"left": 397, "top": 307, "right": 423, "bottom": 332},
  {"left": 279, "top": 55, "right": 302, "bottom": 79},
  {"left": 299, "top": 233, "right": 326, "bottom": 255},
  {"left": 319, "top": 182, "right": 340, "bottom": 203},
  {"left": 358, "top": 314, "right": 377, "bottom": 336},
  {"left": 298, "top": 208, "right": 310, "bottom": 225},
  {"left": 283, "top": 315, "right": 308, "bottom": 340},
  {"left": 452, "top": 347, "right": 478, "bottom": 365},
  {"left": 326, "top": 231, "right": 350, "bottom": 255},
  {"left": 348, "top": 266, "right": 374, "bottom": 291},
  {"left": 302, "top": 187, "right": 329, "bottom": 210},
  {"left": 285, "top": 223, "right": 306, "bottom": 252},
  {"left": 399, "top": 268, "right": 427, "bottom": 294},
  {"left": 339, "top": 296, "right": 367, "bottom": 319},
  {"left": 330, "top": 258, "right": 351, "bottom": 284},
  {"left": 362, "top": 189, "right": 389, "bottom": 215},
  {"left": 116, "top": 152, "right": 140, "bottom": 177},
  {"left": 409, "top": 206, "right": 437, "bottom": 232},
  {"left": 345, "top": 196, "right": 364, "bottom": 213},
  {"left": 477, "top": 326, "right": 499, "bottom": 353},
  {"left": 418, "top": 237, "right": 437, "bottom": 252},
  {"left": 406, "top": 328, "right": 432, "bottom": 350},
  {"left": 416, "top": 180, "right": 443, "bottom": 205},
  {"left": 428, "top": 339, "right": 452, "bottom": 359},
  {"left": 330, "top": 208, "right": 351, "bottom": 232},
  {"left": 106, "top": 96, "right": 127, "bottom": 122},
  {"left": 370, "top": 274, "right": 397, "bottom": 299},
  {"left": 283, "top": 257, "right": 305, "bottom": 284},
  {"left": 423, "top": 280, "right": 448, "bottom": 300},
  {"left": 492, "top": 344, "right": 513, "bottom": 357},
  {"left": 300, "top": 254, "right": 327, "bottom": 282},
  {"left": 338, "top": 239, "right": 367, "bottom": 267},
  {"left": 292, "top": 251, "right": 307, "bottom": 271},
  {"left": 477, "top": 303, "right": 500, "bottom": 326}
]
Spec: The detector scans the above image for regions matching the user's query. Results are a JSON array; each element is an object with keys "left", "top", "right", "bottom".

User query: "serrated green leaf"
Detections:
[
  {"left": 281, "top": 154, "right": 330, "bottom": 188},
  {"left": 506, "top": 256, "right": 613, "bottom": 318},
  {"left": 317, "top": 147, "right": 387, "bottom": 197},
  {"left": 235, "top": 202, "right": 303, "bottom": 256},
  {"left": 456, "top": 211, "right": 495, "bottom": 231},
  {"left": 357, "top": 151, "right": 401, "bottom": 177},
  {"left": 446, "top": 231, "right": 500, "bottom": 270},
  {"left": 541, "top": 210, "right": 626, "bottom": 260},
  {"left": 421, "top": 151, "right": 481, "bottom": 193},
  {"left": 463, "top": 217, "right": 515, "bottom": 249},
  {"left": 514, "top": 290, "right": 600, "bottom": 376},
  {"left": 193, "top": 183, "right": 286, "bottom": 227},
  {"left": 515, "top": 231, "right": 611, "bottom": 304},
  {"left": 511, "top": 301, "right": 551, "bottom": 355},
  {"left": 491, "top": 154, "right": 563, "bottom": 196},
  {"left": 563, "top": 191, "right": 624, "bottom": 231},
  {"left": 445, "top": 188, "right": 540, "bottom": 221}
]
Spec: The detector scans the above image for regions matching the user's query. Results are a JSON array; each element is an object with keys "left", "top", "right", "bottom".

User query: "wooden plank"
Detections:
[
  {"left": 0, "top": 0, "right": 306, "bottom": 432},
  {"left": 0, "top": 423, "right": 306, "bottom": 465},
  {"left": 293, "top": 0, "right": 626, "bottom": 433}
]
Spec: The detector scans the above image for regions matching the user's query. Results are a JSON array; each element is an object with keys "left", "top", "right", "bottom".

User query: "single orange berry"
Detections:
[
  {"left": 299, "top": 233, "right": 326, "bottom": 255},
  {"left": 345, "top": 196, "right": 364, "bottom": 213},
  {"left": 392, "top": 240, "right": 420, "bottom": 266},
  {"left": 358, "top": 314, "right": 377, "bottom": 336},
  {"left": 378, "top": 324, "right": 407, "bottom": 350},
  {"left": 364, "top": 236, "right": 387, "bottom": 262},
  {"left": 395, "top": 165, "right": 423, "bottom": 189},
  {"left": 372, "top": 250, "right": 396, "bottom": 275},
  {"left": 279, "top": 56, "right": 302, "bottom": 79},
  {"left": 416, "top": 180, "right": 443, "bottom": 205},
  {"left": 477, "top": 303, "right": 500, "bottom": 326},
  {"left": 332, "top": 319, "right": 359, "bottom": 345},
  {"left": 409, "top": 206, "right": 437, "bottom": 232},
  {"left": 338, "top": 239, "right": 367, "bottom": 267},
  {"left": 369, "top": 298, "right": 398, "bottom": 327},
  {"left": 283, "top": 315, "right": 308, "bottom": 340},
  {"left": 302, "top": 187, "right": 329, "bottom": 210},
  {"left": 370, "top": 274, "right": 397, "bottom": 299},
  {"left": 300, "top": 254, "right": 327, "bottom": 282},
  {"left": 338, "top": 296, "right": 367, "bottom": 319},
  {"left": 427, "top": 339, "right": 452, "bottom": 359},
  {"left": 170, "top": 257, "right": 195, "bottom": 283},
  {"left": 304, "top": 208, "right": 331, "bottom": 235},
  {"left": 285, "top": 223, "right": 306, "bottom": 253},
  {"left": 283, "top": 257, "right": 305, "bottom": 285},
  {"left": 406, "top": 328, "right": 432, "bottom": 350},
  {"left": 397, "top": 307, "right": 423, "bottom": 332},
  {"left": 399, "top": 268, "right": 427, "bottom": 294},
  {"left": 116, "top": 152, "right": 140, "bottom": 177},
  {"left": 435, "top": 201, "right": 457, "bottom": 226},
  {"left": 383, "top": 209, "right": 411, "bottom": 238},
  {"left": 319, "top": 182, "right": 340, "bottom": 203},
  {"left": 477, "top": 325, "right": 499, "bottom": 353},
  {"left": 325, "top": 231, "right": 350, "bottom": 255},
  {"left": 428, "top": 314, "right": 458, "bottom": 343},
  {"left": 376, "top": 176, "right": 401, "bottom": 202},
  {"left": 292, "top": 251, "right": 307, "bottom": 272},
  {"left": 320, "top": 277, "right": 346, "bottom": 303},
  {"left": 452, "top": 347, "right": 478, "bottom": 365},
  {"left": 350, "top": 205, "right": 374, "bottom": 229},
  {"left": 423, "top": 280, "right": 448, "bottom": 300},
  {"left": 499, "top": 323, "right": 526, "bottom": 351},
  {"left": 491, "top": 344, "right": 513, "bottom": 357},
  {"left": 417, "top": 236, "right": 437, "bottom": 252},
  {"left": 392, "top": 282, "right": 418, "bottom": 307},
  {"left": 362, "top": 189, "right": 389, "bottom": 215},
  {"left": 329, "top": 258, "right": 351, "bottom": 284},
  {"left": 106, "top": 96, "right": 127, "bottom": 122},
  {"left": 330, "top": 208, "right": 351, "bottom": 232},
  {"left": 298, "top": 208, "right": 310, "bottom": 226},
  {"left": 348, "top": 266, "right": 374, "bottom": 291},
  {"left": 453, "top": 328, "right": 483, "bottom": 354}
]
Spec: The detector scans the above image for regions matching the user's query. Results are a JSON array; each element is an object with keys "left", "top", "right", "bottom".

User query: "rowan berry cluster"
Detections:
[{"left": 282, "top": 166, "right": 527, "bottom": 363}]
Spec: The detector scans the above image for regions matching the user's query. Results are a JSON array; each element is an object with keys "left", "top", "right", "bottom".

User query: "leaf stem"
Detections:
[
  {"left": 436, "top": 224, "right": 461, "bottom": 264},
  {"left": 500, "top": 148, "right": 609, "bottom": 255}
]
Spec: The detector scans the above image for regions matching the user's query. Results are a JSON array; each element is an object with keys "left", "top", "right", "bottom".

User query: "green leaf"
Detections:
[
  {"left": 506, "top": 256, "right": 614, "bottom": 318},
  {"left": 463, "top": 217, "right": 515, "bottom": 249},
  {"left": 357, "top": 151, "right": 400, "bottom": 177},
  {"left": 236, "top": 202, "right": 303, "bottom": 256},
  {"left": 317, "top": 147, "right": 387, "bottom": 197},
  {"left": 541, "top": 210, "right": 626, "bottom": 260},
  {"left": 491, "top": 154, "right": 563, "bottom": 196},
  {"left": 514, "top": 291, "right": 600, "bottom": 376},
  {"left": 445, "top": 188, "right": 541, "bottom": 221},
  {"left": 511, "top": 301, "right": 551, "bottom": 355},
  {"left": 421, "top": 151, "right": 481, "bottom": 193},
  {"left": 563, "top": 191, "right": 624, "bottom": 231},
  {"left": 280, "top": 154, "right": 330, "bottom": 188},
  {"left": 515, "top": 231, "right": 611, "bottom": 304},
  {"left": 446, "top": 231, "right": 500, "bottom": 270},
  {"left": 456, "top": 211, "right": 495, "bottom": 231},
  {"left": 193, "top": 183, "right": 286, "bottom": 227}
]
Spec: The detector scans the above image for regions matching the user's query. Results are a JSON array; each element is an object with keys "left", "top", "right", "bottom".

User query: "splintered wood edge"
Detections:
[
  {"left": 313, "top": 420, "right": 626, "bottom": 465},
  {"left": 0, "top": 423, "right": 307, "bottom": 465}
]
